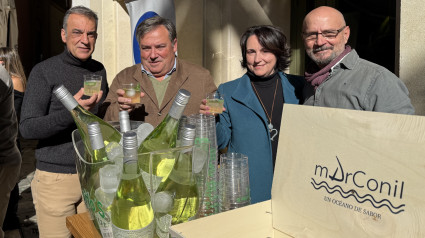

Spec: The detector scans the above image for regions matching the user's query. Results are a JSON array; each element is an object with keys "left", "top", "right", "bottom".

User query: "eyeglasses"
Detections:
[{"left": 303, "top": 26, "right": 346, "bottom": 41}]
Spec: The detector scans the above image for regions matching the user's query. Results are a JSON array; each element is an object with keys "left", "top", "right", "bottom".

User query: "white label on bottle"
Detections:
[{"left": 112, "top": 219, "right": 154, "bottom": 238}]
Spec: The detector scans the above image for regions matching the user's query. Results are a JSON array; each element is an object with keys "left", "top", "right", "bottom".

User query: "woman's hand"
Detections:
[{"left": 199, "top": 99, "right": 209, "bottom": 115}]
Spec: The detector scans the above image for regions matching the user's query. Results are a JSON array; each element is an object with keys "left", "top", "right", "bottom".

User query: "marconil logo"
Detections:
[{"left": 311, "top": 156, "right": 405, "bottom": 214}]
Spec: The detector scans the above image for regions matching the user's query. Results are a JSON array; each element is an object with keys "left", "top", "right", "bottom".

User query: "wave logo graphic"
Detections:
[
  {"left": 311, "top": 178, "right": 405, "bottom": 214},
  {"left": 312, "top": 156, "right": 406, "bottom": 215}
]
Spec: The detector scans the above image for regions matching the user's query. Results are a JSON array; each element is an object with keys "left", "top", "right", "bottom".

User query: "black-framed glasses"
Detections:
[{"left": 303, "top": 26, "right": 347, "bottom": 41}]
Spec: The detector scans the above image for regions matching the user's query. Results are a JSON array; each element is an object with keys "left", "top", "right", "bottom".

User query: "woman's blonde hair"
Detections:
[{"left": 0, "top": 47, "right": 26, "bottom": 90}]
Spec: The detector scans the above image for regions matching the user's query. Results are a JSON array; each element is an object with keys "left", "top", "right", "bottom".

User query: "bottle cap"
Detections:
[
  {"left": 88, "top": 121, "right": 101, "bottom": 136},
  {"left": 169, "top": 89, "right": 191, "bottom": 119},
  {"left": 123, "top": 131, "right": 138, "bottom": 162},
  {"left": 177, "top": 115, "right": 188, "bottom": 140},
  {"left": 87, "top": 122, "right": 105, "bottom": 150},
  {"left": 123, "top": 131, "right": 137, "bottom": 149},
  {"left": 174, "top": 89, "right": 191, "bottom": 106},
  {"left": 181, "top": 124, "right": 196, "bottom": 146},
  {"left": 119, "top": 111, "right": 131, "bottom": 133},
  {"left": 53, "top": 85, "right": 78, "bottom": 111}
]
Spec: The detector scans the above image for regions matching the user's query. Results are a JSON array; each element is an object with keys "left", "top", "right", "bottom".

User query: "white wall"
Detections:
[
  {"left": 83, "top": 0, "right": 425, "bottom": 116},
  {"left": 89, "top": 0, "right": 291, "bottom": 87},
  {"left": 88, "top": 1, "right": 132, "bottom": 85},
  {"left": 397, "top": 0, "right": 425, "bottom": 115}
]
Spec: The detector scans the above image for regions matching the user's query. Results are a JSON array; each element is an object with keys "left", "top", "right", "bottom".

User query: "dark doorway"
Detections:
[{"left": 15, "top": 0, "right": 71, "bottom": 78}]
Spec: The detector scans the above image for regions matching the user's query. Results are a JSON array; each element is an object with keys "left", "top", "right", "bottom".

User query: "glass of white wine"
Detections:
[
  {"left": 206, "top": 92, "right": 224, "bottom": 114},
  {"left": 122, "top": 82, "right": 141, "bottom": 104},
  {"left": 83, "top": 74, "right": 102, "bottom": 96}
]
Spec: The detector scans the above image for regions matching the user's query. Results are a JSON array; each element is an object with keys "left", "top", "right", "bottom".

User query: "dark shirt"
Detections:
[
  {"left": 14, "top": 90, "right": 23, "bottom": 121},
  {"left": 249, "top": 71, "right": 284, "bottom": 167},
  {"left": 0, "top": 65, "right": 21, "bottom": 165}
]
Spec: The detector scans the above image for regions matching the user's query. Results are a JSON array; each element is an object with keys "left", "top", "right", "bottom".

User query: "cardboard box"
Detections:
[{"left": 170, "top": 104, "right": 425, "bottom": 237}]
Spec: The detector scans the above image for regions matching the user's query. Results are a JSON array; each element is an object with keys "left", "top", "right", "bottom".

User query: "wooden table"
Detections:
[{"left": 66, "top": 212, "right": 102, "bottom": 238}]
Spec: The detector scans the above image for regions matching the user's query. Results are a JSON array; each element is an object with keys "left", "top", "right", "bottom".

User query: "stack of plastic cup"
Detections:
[
  {"left": 219, "top": 152, "right": 251, "bottom": 212},
  {"left": 188, "top": 114, "right": 219, "bottom": 217}
]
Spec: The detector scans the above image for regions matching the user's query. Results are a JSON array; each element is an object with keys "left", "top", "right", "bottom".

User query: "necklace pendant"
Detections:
[
  {"left": 270, "top": 128, "right": 279, "bottom": 141},
  {"left": 268, "top": 123, "right": 273, "bottom": 130}
]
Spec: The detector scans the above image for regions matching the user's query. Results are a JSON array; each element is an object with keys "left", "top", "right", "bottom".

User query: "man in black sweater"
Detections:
[{"left": 19, "top": 6, "right": 108, "bottom": 237}]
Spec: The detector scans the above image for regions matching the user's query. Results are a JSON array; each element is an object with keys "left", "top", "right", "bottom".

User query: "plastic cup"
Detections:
[
  {"left": 83, "top": 74, "right": 102, "bottom": 96},
  {"left": 122, "top": 82, "right": 141, "bottom": 103},
  {"left": 188, "top": 114, "right": 219, "bottom": 217},
  {"left": 219, "top": 152, "right": 251, "bottom": 212},
  {"left": 206, "top": 92, "right": 224, "bottom": 114}
]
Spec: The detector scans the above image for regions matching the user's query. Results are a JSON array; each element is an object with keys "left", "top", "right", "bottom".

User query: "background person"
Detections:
[
  {"left": 0, "top": 47, "right": 26, "bottom": 237},
  {"left": 103, "top": 16, "right": 217, "bottom": 126},
  {"left": 0, "top": 64, "right": 21, "bottom": 238},
  {"left": 302, "top": 6, "right": 414, "bottom": 114},
  {"left": 19, "top": 6, "right": 108, "bottom": 237},
  {"left": 201, "top": 25, "right": 304, "bottom": 204}
]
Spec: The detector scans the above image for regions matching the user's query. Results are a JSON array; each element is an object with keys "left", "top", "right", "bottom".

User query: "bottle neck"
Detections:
[
  {"left": 168, "top": 101, "right": 186, "bottom": 120},
  {"left": 120, "top": 118, "right": 131, "bottom": 133},
  {"left": 123, "top": 147, "right": 138, "bottom": 174},
  {"left": 119, "top": 111, "right": 131, "bottom": 133},
  {"left": 89, "top": 133, "right": 105, "bottom": 151},
  {"left": 59, "top": 92, "right": 79, "bottom": 111}
]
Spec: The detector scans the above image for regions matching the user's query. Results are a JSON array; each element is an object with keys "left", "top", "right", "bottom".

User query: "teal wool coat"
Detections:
[{"left": 216, "top": 71, "right": 304, "bottom": 203}]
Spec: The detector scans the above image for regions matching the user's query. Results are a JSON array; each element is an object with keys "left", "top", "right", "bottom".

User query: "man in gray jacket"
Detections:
[
  {"left": 301, "top": 6, "right": 414, "bottom": 114},
  {"left": 0, "top": 64, "right": 21, "bottom": 238}
]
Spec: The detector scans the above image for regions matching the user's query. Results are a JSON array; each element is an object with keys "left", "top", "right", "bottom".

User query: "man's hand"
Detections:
[
  {"left": 74, "top": 88, "right": 103, "bottom": 111},
  {"left": 117, "top": 89, "right": 145, "bottom": 113}
]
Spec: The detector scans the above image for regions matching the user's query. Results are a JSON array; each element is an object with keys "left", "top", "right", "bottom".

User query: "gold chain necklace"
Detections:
[{"left": 251, "top": 77, "right": 278, "bottom": 132}]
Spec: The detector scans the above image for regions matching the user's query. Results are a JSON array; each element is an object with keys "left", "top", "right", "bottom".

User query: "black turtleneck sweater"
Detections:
[
  {"left": 20, "top": 50, "right": 108, "bottom": 173},
  {"left": 249, "top": 71, "right": 284, "bottom": 167}
]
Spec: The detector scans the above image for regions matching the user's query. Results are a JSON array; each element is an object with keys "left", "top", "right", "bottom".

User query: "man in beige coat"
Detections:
[{"left": 103, "top": 16, "right": 217, "bottom": 126}]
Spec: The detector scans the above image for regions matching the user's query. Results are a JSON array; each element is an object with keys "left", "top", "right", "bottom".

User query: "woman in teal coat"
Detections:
[{"left": 202, "top": 25, "right": 304, "bottom": 203}]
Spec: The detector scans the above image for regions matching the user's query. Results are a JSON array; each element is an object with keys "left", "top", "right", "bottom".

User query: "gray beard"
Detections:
[{"left": 307, "top": 50, "right": 338, "bottom": 68}]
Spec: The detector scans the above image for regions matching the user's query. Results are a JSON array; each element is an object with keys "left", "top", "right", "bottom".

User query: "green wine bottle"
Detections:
[
  {"left": 138, "top": 89, "right": 191, "bottom": 190},
  {"left": 53, "top": 85, "right": 122, "bottom": 157},
  {"left": 153, "top": 124, "right": 199, "bottom": 237},
  {"left": 93, "top": 164, "right": 120, "bottom": 238},
  {"left": 111, "top": 131, "right": 154, "bottom": 237}
]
